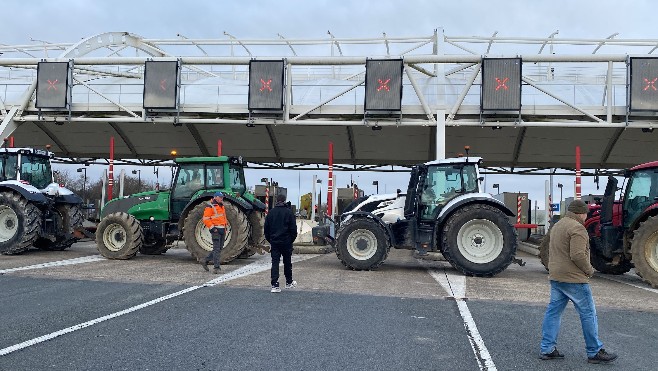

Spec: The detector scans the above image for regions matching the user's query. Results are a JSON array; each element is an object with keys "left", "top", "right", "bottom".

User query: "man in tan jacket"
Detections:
[{"left": 539, "top": 200, "right": 617, "bottom": 364}]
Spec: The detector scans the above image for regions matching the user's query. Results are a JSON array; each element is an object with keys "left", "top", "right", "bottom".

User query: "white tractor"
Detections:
[
  {"left": 0, "top": 147, "right": 84, "bottom": 254},
  {"left": 335, "top": 155, "right": 520, "bottom": 277}
]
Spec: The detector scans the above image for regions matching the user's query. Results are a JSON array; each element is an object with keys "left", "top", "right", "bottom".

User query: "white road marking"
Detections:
[
  {"left": 0, "top": 255, "right": 106, "bottom": 274},
  {"left": 0, "top": 254, "right": 319, "bottom": 356},
  {"left": 426, "top": 266, "right": 497, "bottom": 371},
  {"left": 596, "top": 274, "right": 658, "bottom": 294}
]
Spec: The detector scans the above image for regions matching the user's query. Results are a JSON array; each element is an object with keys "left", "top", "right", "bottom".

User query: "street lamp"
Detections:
[
  {"left": 493, "top": 183, "right": 500, "bottom": 195},
  {"left": 132, "top": 169, "right": 142, "bottom": 191},
  {"left": 76, "top": 167, "right": 87, "bottom": 202},
  {"left": 317, "top": 179, "right": 323, "bottom": 214},
  {"left": 372, "top": 180, "right": 379, "bottom": 194},
  {"left": 557, "top": 183, "right": 564, "bottom": 213}
]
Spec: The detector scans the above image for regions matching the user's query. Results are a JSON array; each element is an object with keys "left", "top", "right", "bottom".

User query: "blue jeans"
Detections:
[{"left": 540, "top": 280, "right": 603, "bottom": 357}]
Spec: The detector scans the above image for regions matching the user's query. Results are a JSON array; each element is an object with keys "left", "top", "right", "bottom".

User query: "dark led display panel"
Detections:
[
  {"left": 629, "top": 57, "right": 658, "bottom": 111},
  {"left": 248, "top": 60, "right": 285, "bottom": 110},
  {"left": 481, "top": 58, "right": 522, "bottom": 111},
  {"left": 36, "top": 62, "right": 69, "bottom": 109},
  {"left": 143, "top": 61, "right": 179, "bottom": 109},
  {"left": 364, "top": 59, "right": 403, "bottom": 111}
]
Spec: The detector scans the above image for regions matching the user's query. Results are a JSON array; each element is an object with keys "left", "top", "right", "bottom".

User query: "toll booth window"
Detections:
[
  {"left": 172, "top": 164, "right": 205, "bottom": 199},
  {"left": 229, "top": 164, "right": 246, "bottom": 195},
  {"left": 20, "top": 155, "right": 52, "bottom": 189},
  {"left": 0, "top": 154, "right": 18, "bottom": 181},
  {"left": 207, "top": 165, "right": 224, "bottom": 188}
]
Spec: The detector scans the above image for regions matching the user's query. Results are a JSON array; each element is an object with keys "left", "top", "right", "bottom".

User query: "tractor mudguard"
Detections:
[
  {"left": 437, "top": 196, "right": 514, "bottom": 226},
  {"left": 54, "top": 193, "right": 83, "bottom": 205},
  {"left": 0, "top": 183, "right": 49, "bottom": 204}
]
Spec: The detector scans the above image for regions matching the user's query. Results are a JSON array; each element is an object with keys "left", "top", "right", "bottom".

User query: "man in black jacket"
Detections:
[{"left": 264, "top": 194, "right": 298, "bottom": 293}]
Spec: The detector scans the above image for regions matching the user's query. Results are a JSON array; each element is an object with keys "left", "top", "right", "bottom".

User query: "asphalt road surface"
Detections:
[{"left": 0, "top": 242, "right": 656, "bottom": 370}]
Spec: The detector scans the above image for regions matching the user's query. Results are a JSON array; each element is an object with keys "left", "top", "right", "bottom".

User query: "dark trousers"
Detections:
[
  {"left": 270, "top": 242, "right": 293, "bottom": 287},
  {"left": 205, "top": 227, "right": 225, "bottom": 268}
]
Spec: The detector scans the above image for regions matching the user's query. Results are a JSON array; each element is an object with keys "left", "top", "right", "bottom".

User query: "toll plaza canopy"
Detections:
[{"left": 2, "top": 30, "right": 658, "bottom": 173}]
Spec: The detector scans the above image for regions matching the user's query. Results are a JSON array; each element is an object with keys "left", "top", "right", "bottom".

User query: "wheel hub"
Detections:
[
  {"left": 355, "top": 238, "right": 370, "bottom": 251},
  {"left": 472, "top": 235, "right": 485, "bottom": 247},
  {"left": 457, "top": 219, "right": 504, "bottom": 264},
  {"left": 0, "top": 206, "right": 19, "bottom": 243}
]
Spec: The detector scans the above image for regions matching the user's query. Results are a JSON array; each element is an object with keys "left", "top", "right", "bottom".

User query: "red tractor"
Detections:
[{"left": 541, "top": 161, "right": 658, "bottom": 288}]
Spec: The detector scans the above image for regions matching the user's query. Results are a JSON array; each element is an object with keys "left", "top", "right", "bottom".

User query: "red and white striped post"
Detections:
[
  {"left": 265, "top": 182, "right": 270, "bottom": 215},
  {"left": 108, "top": 137, "right": 114, "bottom": 201},
  {"left": 517, "top": 193, "right": 522, "bottom": 224},
  {"left": 327, "top": 142, "right": 334, "bottom": 217},
  {"left": 575, "top": 146, "right": 582, "bottom": 200}
]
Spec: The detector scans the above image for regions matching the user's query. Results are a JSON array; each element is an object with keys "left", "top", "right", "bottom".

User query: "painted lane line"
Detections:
[
  {"left": 0, "top": 255, "right": 106, "bottom": 275},
  {"left": 0, "top": 254, "right": 319, "bottom": 356},
  {"left": 597, "top": 274, "right": 658, "bottom": 295},
  {"left": 426, "top": 266, "right": 497, "bottom": 371}
]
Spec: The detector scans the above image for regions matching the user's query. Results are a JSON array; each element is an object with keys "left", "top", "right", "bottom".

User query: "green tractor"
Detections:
[{"left": 96, "top": 156, "right": 267, "bottom": 264}]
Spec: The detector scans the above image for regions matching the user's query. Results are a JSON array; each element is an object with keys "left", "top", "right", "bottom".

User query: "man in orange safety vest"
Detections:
[{"left": 201, "top": 192, "right": 228, "bottom": 274}]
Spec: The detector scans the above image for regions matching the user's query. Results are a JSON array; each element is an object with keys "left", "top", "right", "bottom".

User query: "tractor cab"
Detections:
[
  {"left": 622, "top": 164, "right": 658, "bottom": 229},
  {"left": 405, "top": 157, "right": 482, "bottom": 221},
  {"left": 170, "top": 156, "right": 247, "bottom": 222},
  {"left": 0, "top": 148, "right": 54, "bottom": 189}
]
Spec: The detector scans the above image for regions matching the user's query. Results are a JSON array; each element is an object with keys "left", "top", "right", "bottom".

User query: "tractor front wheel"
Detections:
[
  {"left": 335, "top": 217, "right": 390, "bottom": 270},
  {"left": 630, "top": 216, "right": 658, "bottom": 288},
  {"left": 95, "top": 212, "right": 142, "bottom": 259}
]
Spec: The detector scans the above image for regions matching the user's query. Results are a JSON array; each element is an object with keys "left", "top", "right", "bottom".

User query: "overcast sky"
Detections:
[{"left": 6, "top": 0, "right": 655, "bottom": 212}]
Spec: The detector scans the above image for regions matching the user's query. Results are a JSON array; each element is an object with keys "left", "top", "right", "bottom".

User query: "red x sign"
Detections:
[
  {"left": 495, "top": 77, "right": 509, "bottom": 91},
  {"left": 643, "top": 77, "right": 657, "bottom": 91},
  {"left": 260, "top": 78, "right": 273, "bottom": 92},
  {"left": 160, "top": 79, "right": 167, "bottom": 91},
  {"left": 47, "top": 79, "right": 58, "bottom": 91},
  {"left": 377, "top": 78, "right": 390, "bottom": 92}
]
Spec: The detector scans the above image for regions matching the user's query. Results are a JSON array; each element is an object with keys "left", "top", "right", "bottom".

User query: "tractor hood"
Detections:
[{"left": 101, "top": 190, "right": 170, "bottom": 220}]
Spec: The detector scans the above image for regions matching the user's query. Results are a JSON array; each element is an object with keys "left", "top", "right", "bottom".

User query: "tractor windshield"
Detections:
[
  {"left": 623, "top": 169, "right": 658, "bottom": 228},
  {"left": 419, "top": 163, "right": 478, "bottom": 219},
  {"left": 172, "top": 164, "right": 205, "bottom": 199},
  {"left": 19, "top": 155, "right": 53, "bottom": 189}
]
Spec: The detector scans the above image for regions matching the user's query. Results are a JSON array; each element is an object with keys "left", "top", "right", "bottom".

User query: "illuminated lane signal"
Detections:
[
  {"left": 143, "top": 61, "right": 180, "bottom": 110},
  {"left": 481, "top": 58, "right": 522, "bottom": 111},
  {"left": 364, "top": 59, "right": 403, "bottom": 111},
  {"left": 630, "top": 57, "right": 658, "bottom": 111},
  {"left": 249, "top": 60, "right": 285, "bottom": 110},
  {"left": 36, "top": 62, "right": 70, "bottom": 109}
]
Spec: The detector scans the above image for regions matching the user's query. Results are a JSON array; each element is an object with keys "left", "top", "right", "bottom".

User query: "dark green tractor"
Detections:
[{"left": 96, "top": 156, "right": 267, "bottom": 264}]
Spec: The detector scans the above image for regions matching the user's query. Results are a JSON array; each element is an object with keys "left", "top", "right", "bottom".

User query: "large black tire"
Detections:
[
  {"left": 0, "top": 191, "right": 42, "bottom": 255},
  {"left": 587, "top": 222, "right": 633, "bottom": 275},
  {"left": 95, "top": 212, "right": 142, "bottom": 259},
  {"left": 441, "top": 204, "right": 518, "bottom": 277},
  {"left": 241, "top": 210, "right": 267, "bottom": 258},
  {"left": 35, "top": 204, "right": 84, "bottom": 251},
  {"left": 139, "top": 236, "right": 169, "bottom": 255},
  {"left": 183, "top": 201, "right": 249, "bottom": 264},
  {"left": 630, "top": 216, "right": 658, "bottom": 288},
  {"left": 335, "top": 217, "right": 390, "bottom": 270}
]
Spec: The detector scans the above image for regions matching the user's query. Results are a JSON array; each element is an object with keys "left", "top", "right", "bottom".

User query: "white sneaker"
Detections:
[
  {"left": 271, "top": 286, "right": 281, "bottom": 293},
  {"left": 285, "top": 280, "right": 297, "bottom": 289}
]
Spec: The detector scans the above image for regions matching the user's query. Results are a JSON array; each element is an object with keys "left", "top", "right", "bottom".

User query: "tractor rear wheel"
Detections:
[
  {"left": 95, "top": 212, "right": 142, "bottom": 259},
  {"left": 441, "top": 204, "right": 517, "bottom": 277},
  {"left": 183, "top": 201, "right": 249, "bottom": 264},
  {"left": 243, "top": 210, "right": 267, "bottom": 257},
  {"left": 335, "top": 217, "right": 390, "bottom": 270},
  {"left": 630, "top": 216, "right": 658, "bottom": 288},
  {"left": 36, "top": 204, "right": 84, "bottom": 251},
  {"left": 0, "top": 191, "right": 42, "bottom": 255}
]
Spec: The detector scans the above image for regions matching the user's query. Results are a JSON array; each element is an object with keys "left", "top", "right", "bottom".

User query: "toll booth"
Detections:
[
  {"left": 493, "top": 192, "right": 531, "bottom": 226},
  {"left": 336, "top": 187, "right": 365, "bottom": 215},
  {"left": 254, "top": 185, "right": 288, "bottom": 210}
]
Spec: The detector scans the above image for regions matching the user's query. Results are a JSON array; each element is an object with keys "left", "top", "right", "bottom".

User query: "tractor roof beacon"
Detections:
[
  {"left": 95, "top": 155, "right": 268, "bottom": 264},
  {"left": 335, "top": 155, "right": 519, "bottom": 277},
  {"left": 0, "top": 147, "right": 84, "bottom": 255}
]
